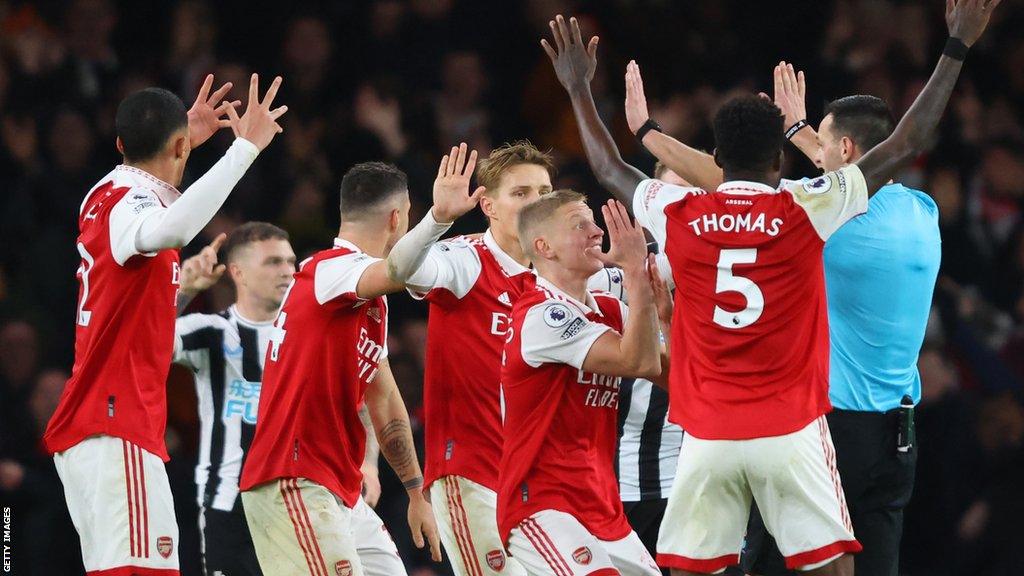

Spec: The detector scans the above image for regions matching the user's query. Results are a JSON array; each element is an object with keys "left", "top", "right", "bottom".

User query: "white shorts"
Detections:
[
  {"left": 429, "top": 475, "right": 526, "bottom": 576},
  {"left": 53, "top": 435, "right": 180, "bottom": 575},
  {"left": 507, "top": 509, "right": 660, "bottom": 576},
  {"left": 658, "top": 416, "right": 861, "bottom": 573},
  {"left": 242, "top": 477, "right": 406, "bottom": 576}
]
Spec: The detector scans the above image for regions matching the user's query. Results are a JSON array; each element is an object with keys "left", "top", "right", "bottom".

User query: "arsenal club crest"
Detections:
[
  {"left": 486, "top": 549, "right": 506, "bottom": 571},
  {"left": 157, "top": 536, "right": 174, "bottom": 559},
  {"left": 572, "top": 546, "right": 592, "bottom": 565},
  {"left": 335, "top": 559, "right": 353, "bottom": 576}
]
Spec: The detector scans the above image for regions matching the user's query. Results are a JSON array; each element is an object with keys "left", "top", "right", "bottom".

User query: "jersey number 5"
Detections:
[{"left": 713, "top": 248, "right": 763, "bottom": 329}]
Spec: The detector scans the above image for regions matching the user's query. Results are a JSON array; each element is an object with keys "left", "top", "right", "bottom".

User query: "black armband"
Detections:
[
  {"left": 943, "top": 37, "right": 969, "bottom": 61},
  {"left": 635, "top": 118, "right": 663, "bottom": 145},
  {"left": 402, "top": 476, "right": 424, "bottom": 491},
  {"left": 785, "top": 119, "right": 809, "bottom": 140}
]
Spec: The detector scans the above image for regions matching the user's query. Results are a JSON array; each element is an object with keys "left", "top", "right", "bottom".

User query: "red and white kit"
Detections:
[
  {"left": 408, "top": 230, "right": 623, "bottom": 576},
  {"left": 45, "top": 165, "right": 185, "bottom": 576},
  {"left": 633, "top": 165, "right": 869, "bottom": 572},
  {"left": 498, "top": 275, "right": 659, "bottom": 576},
  {"left": 239, "top": 239, "right": 405, "bottom": 576}
]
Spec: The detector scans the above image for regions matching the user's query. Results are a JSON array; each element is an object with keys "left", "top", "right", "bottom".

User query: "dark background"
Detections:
[{"left": 1, "top": 0, "right": 1023, "bottom": 574}]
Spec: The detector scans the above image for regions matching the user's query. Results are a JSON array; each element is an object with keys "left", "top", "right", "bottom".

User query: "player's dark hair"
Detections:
[
  {"left": 115, "top": 88, "right": 188, "bottom": 163},
  {"left": 712, "top": 96, "right": 784, "bottom": 173},
  {"left": 339, "top": 162, "right": 409, "bottom": 220},
  {"left": 221, "top": 222, "right": 290, "bottom": 263},
  {"left": 824, "top": 95, "right": 895, "bottom": 152}
]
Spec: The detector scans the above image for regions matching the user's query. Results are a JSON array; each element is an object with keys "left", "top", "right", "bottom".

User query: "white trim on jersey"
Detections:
[
  {"left": 315, "top": 243, "right": 381, "bottom": 304},
  {"left": 174, "top": 306, "right": 273, "bottom": 512}
]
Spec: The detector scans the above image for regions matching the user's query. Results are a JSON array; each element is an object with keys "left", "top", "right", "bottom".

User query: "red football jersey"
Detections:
[
  {"left": 497, "top": 274, "right": 632, "bottom": 543},
  {"left": 44, "top": 166, "right": 182, "bottom": 461},
  {"left": 633, "top": 165, "right": 868, "bottom": 440},
  {"left": 239, "top": 239, "right": 388, "bottom": 507},
  {"left": 407, "top": 231, "right": 629, "bottom": 491}
]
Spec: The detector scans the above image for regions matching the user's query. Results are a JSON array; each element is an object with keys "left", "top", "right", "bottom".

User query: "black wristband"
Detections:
[
  {"left": 943, "top": 37, "right": 969, "bottom": 61},
  {"left": 635, "top": 118, "right": 662, "bottom": 144},
  {"left": 785, "top": 119, "right": 809, "bottom": 140}
]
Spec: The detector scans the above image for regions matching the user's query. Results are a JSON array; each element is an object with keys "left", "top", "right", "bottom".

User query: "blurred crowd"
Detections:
[{"left": 1, "top": 0, "right": 1023, "bottom": 574}]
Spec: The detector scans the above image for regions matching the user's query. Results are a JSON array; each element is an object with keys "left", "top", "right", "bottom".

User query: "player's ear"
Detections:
[
  {"left": 479, "top": 193, "right": 496, "bottom": 220},
  {"left": 389, "top": 208, "right": 400, "bottom": 233},
  {"left": 172, "top": 134, "right": 189, "bottom": 160},
  {"left": 115, "top": 136, "right": 125, "bottom": 156},
  {"left": 840, "top": 136, "right": 856, "bottom": 163},
  {"left": 712, "top": 148, "right": 722, "bottom": 168},
  {"left": 228, "top": 261, "right": 244, "bottom": 285}
]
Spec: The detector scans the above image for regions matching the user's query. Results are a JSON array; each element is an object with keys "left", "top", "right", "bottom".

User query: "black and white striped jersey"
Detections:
[
  {"left": 616, "top": 377, "right": 683, "bottom": 501},
  {"left": 173, "top": 305, "right": 273, "bottom": 512}
]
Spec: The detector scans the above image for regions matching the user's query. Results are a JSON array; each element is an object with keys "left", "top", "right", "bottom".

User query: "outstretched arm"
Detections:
[
  {"left": 623, "top": 60, "right": 724, "bottom": 190},
  {"left": 542, "top": 15, "right": 646, "bottom": 205},
  {"left": 857, "top": 0, "right": 999, "bottom": 194},
  {"left": 772, "top": 62, "right": 822, "bottom": 167}
]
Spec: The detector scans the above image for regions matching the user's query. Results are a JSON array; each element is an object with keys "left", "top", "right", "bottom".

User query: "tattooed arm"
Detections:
[
  {"left": 364, "top": 359, "right": 442, "bottom": 561},
  {"left": 358, "top": 404, "right": 382, "bottom": 507}
]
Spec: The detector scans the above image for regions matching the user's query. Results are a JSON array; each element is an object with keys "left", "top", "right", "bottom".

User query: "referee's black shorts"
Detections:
[
  {"left": 734, "top": 408, "right": 917, "bottom": 576},
  {"left": 202, "top": 503, "right": 264, "bottom": 576}
]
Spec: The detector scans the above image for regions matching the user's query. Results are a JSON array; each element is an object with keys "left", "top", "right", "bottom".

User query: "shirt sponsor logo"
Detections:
[
  {"left": 357, "top": 327, "right": 384, "bottom": 383},
  {"left": 486, "top": 549, "right": 506, "bottom": 571},
  {"left": 543, "top": 304, "right": 572, "bottom": 328},
  {"left": 560, "top": 317, "right": 585, "bottom": 340},
  {"left": 224, "top": 379, "right": 261, "bottom": 424}
]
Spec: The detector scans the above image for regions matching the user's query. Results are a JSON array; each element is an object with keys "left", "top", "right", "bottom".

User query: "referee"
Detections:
[{"left": 735, "top": 75, "right": 941, "bottom": 576}]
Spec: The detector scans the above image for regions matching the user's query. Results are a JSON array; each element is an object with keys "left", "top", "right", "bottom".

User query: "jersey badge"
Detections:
[
  {"left": 335, "top": 560, "right": 353, "bottom": 576},
  {"left": 486, "top": 549, "right": 506, "bottom": 571},
  {"left": 543, "top": 304, "right": 572, "bottom": 328},
  {"left": 804, "top": 175, "right": 833, "bottom": 195},
  {"left": 157, "top": 536, "right": 174, "bottom": 559},
  {"left": 572, "top": 546, "right": 593, "bottom": 566}
]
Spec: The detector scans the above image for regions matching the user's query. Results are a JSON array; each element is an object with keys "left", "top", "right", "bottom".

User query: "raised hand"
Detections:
[
  {"left": 431, "top": 142, "right": 486, "bottom": 223},
  {"left": 648, "top": 253, "right": 673, "bottom": 326},
  {"left": 773, "top": 61, "right": 807, "bottom": 130},
  {"left": 541, "top": 14, "right": 599, "bottom": 94},
  {"left": 590, "top": 200, "right": 647, "bottom": 272},
  {"left": 946, "top": 0, "right": 1001, "bottom": 47},
  {"left": 187, "top": 74, "right": 241, "bottom": 148},
  {"left": 224, "top": 74, "right": 288, "bottom": 151},
  {"left": 179, "top": 233, "right": 227, "bottom": 296},
  {"left": 624, "top": 60, "right": 650, "bottom": 134}
]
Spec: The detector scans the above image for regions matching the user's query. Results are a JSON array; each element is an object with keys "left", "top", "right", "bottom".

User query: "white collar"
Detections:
[
  {"left": 484, "top": 229, "right": 530, "bottom": 276},
  {"left": 333, "top": 238, "right": 365, "bottom": 253},
  {"left": 716, "top": 180, "right": 779, "bottom": 196},
  {"left": 534, "top": 274, "right": 603, "bottom": 316},
  {"left": 229, "top": 305, "right": 276, "bottom": 327},
  {"left": 114, "top": 165, "right": 181, "bottom": 206}
]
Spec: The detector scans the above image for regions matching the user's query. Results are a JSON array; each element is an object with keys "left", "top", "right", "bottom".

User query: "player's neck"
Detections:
[
  {"left": 336, "top": 224, "right": 388, "bottom": 258},
  {"left": 234, "top": 293, "right": 279, "bottom": 323},
  {"left": 124, "top": 158, "right": 178, "bottom": 189},
  {"left": 489, "top": 226, "right": 530, "bottom": 267},
  {"left": 537, "top": 265, "right": 588, "bottom": 304},
  {"left": 722, "top": 170, "right": 778, "bottom": 189}
]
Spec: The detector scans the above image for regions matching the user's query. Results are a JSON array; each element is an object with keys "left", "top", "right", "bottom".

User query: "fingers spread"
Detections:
[
  {"left": 437, "top": 155, "right": 450, "bottom": 179},
  {"left": 570, "top": 16, "right": 583, "bottom": 45},
  {"left": 549, "top": 20, "right": 564, "bottom": 51},
  {"left": 195, "top": 73, "right": 213, "bottom": 105},
  {"left": 248, "top": 74, "right": 259, "bottom": 111},
  {"left": 209, "top": 81, "right": 233, "bottom": 106},
  {"left": 463, "top": 149, "right": 478, "bottom": 176},
  {"left": 263, "top": 76, "right": 283, "bottom": 109},
  {"left": 541, "top": 38, "right": 557, "bottom": 60}
]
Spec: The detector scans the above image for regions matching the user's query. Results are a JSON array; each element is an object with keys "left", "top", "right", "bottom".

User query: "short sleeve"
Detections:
[
  {"left": 108, "top": 188, "right": 164, "bottom": 265},
  {"left": 406, "top": 238, "right": 483, "bottom": 300},
  {"left": 586, "top": 267, "right": 626, "bottom": 301},
  {"left": 314, "top": 252, "right": 381, "bottom": 305},
  {"left": 632, "top": 179, "right": 704, "bottom": 247},
  {"left": 173, "top": 314, "right": 216, "bottom": 372},
  {"left": 520, "top": 301, "right": 613, "bottom": 369},
  {"left": 785, "top": 164, "right": 868, "bottom": 241}
]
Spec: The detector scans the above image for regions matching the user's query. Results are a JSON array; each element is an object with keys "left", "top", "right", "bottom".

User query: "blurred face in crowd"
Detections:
[
  {"left": 0, "top": 321, "right": 39, "bottom": 388},
  {"left": 480, "top": 163, "right": 553, "bottom": 242},
  {"left": 30, "top": 369, "right": 68, "bottom": 428},
  {"left": 532, "top": 201, "right": 605, "bottom": 278},
  {"left": 49, "top": 109, "right": 95, "bottom": 173},
  {"left": 815, "top": 114, "right": 854, "bottom": 173},
  {"left": 229, "top": 239, "right": 297, "bottom": 310},
  {"left": 929, "top": 168, "right": 964, "bottom": 224}
]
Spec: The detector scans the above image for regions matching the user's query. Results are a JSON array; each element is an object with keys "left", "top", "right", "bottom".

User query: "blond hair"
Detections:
[
  {"left": 517, "top": 189, "right": 587, "bottom": 257},
  {"left": 476, "top": 140, "right": 555, "bottom": 195}
]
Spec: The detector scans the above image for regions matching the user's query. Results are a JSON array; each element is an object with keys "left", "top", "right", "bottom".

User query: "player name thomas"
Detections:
[{"left": 687, "top": 209, "right": 784, "bottom": 237}]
